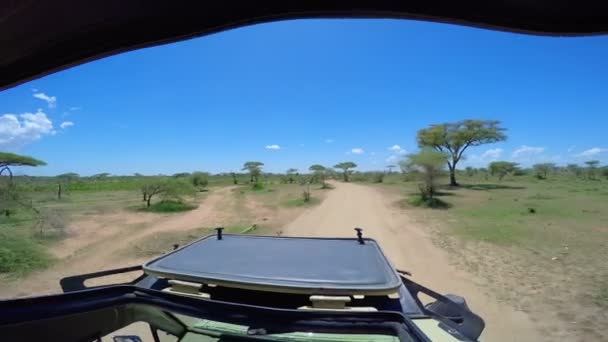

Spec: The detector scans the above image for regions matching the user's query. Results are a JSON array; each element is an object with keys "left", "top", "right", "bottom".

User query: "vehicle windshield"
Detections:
[{"left": 1, "top": 18, "right": 607, "bottom": 342}]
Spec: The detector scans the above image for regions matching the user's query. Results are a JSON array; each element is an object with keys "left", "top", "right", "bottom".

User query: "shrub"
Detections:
[
  {"left": 408, "top": 194, "right": 449, "bottom": 209},
  {"left": 372, "top": 172, "right": 385, "bottom": 183},
  {"left": 147, "top": 200, "right": 197, "bottom": 213},
  {"left": 251, "top": 182, "right": 265, "bottom": 191}
]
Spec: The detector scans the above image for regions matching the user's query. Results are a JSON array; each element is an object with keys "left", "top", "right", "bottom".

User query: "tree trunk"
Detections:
[
  {"left": 57, "top": 183, "right": 62, "bottom": 199},
  {"left": 343, "top": 171, "right": 348, "bottom": 182},
  {"left": 449, "top": 166, "right": 458, "bottom": 186},
  {"left": 146, "top": 196, "right": 152, "bottom": 208}
]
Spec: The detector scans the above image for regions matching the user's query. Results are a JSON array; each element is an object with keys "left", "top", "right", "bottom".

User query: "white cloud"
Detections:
[
  {"left": 567, "top": 145, "right": 576, "bottom": 153},
  {"left": 388, "top": 144, "right": 407, "bottom": 155},
  {"left": 325, "top": 138, "right": 335, "bottom": 143},
  {"left": 481, "top": 148, "right": 503, "bottom": 160},
  {"left": 0, "top": 109, "right": 54, "bottom": 148},
  {"left": 33, "top": 92, "right": 57, "bottom": 108},
  {"left": 265, "top": 144, "right": 280, "bottom": 150},
  {"left": 512, "top": 145, "right": 545, "bottom": 158},
  {"left": 60, "top": 121, "right": 74, "bottom": 129},
  {"left": 577, "top": 147, "right": 607, "bottom": 158},
  {"left": 351, "top": 148, "right": 364, "bottom": 155}
]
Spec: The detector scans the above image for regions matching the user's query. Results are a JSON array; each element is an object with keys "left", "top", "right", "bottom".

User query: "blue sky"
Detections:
[{"left": 1, "top": 19, "right": 607, "bottom": 175}]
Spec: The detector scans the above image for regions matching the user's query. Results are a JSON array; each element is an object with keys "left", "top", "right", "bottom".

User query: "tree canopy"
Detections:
[
  {"left": 0, "top": 152, "right": 46, "bottom": 179},
  {"left": 488, "top": 161, "right": 518, "bottom": 180},
  {"left": 242, "top": 161, "right": 264, "bottom": 183},
  {"left": 532, "top": 163, "right": 556, "bottom": 179},
  {"left": 334, "top": 162, "right": 357, "bottom": 182},
  {"left": 417, "top": 119, "right": 506, "bottom": 186}
]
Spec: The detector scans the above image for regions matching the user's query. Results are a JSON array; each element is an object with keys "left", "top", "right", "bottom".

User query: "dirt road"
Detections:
[
  {"left": 285, "top": 181, "right": 541, "bottom": 342},
  {"left": 0, "top": 187, "right": 237, "bottom": 298}
]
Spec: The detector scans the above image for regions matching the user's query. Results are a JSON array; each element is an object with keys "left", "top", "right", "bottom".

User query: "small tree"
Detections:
[
  {"left": 286, "top": 168, "right": 298, "bottom": 184},
  {"left": 161, "top": 180, "right": 196, "bottom": 202},
  {"left": 309, "top": 164, "right": 328, "bottom": 188},
  {"left": 584, "top": 160, "right": 600, "bottom": 180},
  {"left": 405, "top": 148, "right": 447, "bottom": 201},
  {"left": 242, "top": 161, "right": 264, "bottom": 183},
  {"left": 566, "top": 164, "right": 582, "bottom": 178},
  {"left": 488, "top": 161, "right": 518, "bottom": 181},
  {"left": 230, "top": 172, "right": 238, "bottom": 185},
  {"left": 532, "top": 163, "right": 556, "bottom": 179},
  {"left": 141, "top": 182, "right": 165, "bottom": 208},
  {"left": 298, "top": 175, "right": 314, "bottom": 202},
  {"left": 334, "top": 162, "right": 357, "bottom": 182},
  {"left": 57, "top": 172, "right": 79, "bottom": 199},
  {"left": 386, "top": 164, "right": 397, "bottom": 174},
  {"left": 417, "top": 120, "right": 507, "bottom": 186},
  {"left": 191, "top": 172, "right": 209, "bottom": 191}
]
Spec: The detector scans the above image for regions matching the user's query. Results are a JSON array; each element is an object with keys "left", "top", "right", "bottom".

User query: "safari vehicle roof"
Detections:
[
  {"left": 1, "top": 0, "right": 607, "bottom": 91},
  {"left": 143, "top": 234, "right": 402, "bottom": 295}
]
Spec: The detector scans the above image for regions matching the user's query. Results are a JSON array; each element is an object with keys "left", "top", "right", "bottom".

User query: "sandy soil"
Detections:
[
  {"left": 285, "top": 181, "right": 542, "bottom": 342},
  {"left": 2, "top": 182, "right": 547, "bottom": 341},
  {"left": 0, "top": 187, "right": 236, "bottom": 298}
]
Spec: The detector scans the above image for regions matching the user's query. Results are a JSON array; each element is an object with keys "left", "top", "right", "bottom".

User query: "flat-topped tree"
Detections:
[
  {"left": 286, "top": 168, "right": 298, "bottom": 184},
  {"left": 417, "top": 120, "right": 507, "bottom": 186},
  {"left": 334, "top": 162, "right": 357, "bottom": 182},
  {"left": 0, "top": 152, "right": 46, "bottom": 180},
  {"left": 242, "top": 161, "right": 264, "bottom": 183},
  {"left": 309, "top": 164, "right": 328, "bottom": 188}
]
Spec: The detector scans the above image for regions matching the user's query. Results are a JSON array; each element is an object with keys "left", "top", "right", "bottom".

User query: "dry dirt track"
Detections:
[
  {"left": 0, "top": 187, "right": 237, "bottom": 298},
  {"left": 285, "top": 181, "right": 542, "bottom": 342}
]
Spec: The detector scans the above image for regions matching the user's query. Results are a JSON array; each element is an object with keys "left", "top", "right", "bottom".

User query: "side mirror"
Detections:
[{"left": 113, "top": 336, "right": 143, "bottom": 342}]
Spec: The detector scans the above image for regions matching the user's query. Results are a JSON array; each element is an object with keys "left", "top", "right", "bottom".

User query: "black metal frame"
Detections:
[{"left": 51, "top": 265, "right": 483, "bottom": 341}]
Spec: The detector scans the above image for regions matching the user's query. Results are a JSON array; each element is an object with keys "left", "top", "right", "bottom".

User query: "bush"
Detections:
[
  {"left": 147, "top": 200, "right": 197, "bottom": 213},
  {"left": 251, "top": 182, "right": 265, "bottom": 191},
  {"left": 408, "top": 194, "right": 449, "bottom": 209},
  {"left": 372, "top": 172, "right": 385, "bottom": 183}
]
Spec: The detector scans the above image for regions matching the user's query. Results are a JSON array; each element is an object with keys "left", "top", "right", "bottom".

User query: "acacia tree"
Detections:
[
  {"left": 533, "top": 163, "right": 556, "bottom": 179},
  {"left": 584, "top": 160, "right": 600, "bottom": 180},
  {"left": 488, "top": 161, "right": 518, "bottom": 181},
  {"left": 92, "top": 172, "right": 111, "bottom": 180},
  {"left": 0, "top": 152, "right": 46, "bottom": 216},
  {"left": 405, "top": 148, "right": 447, "bottom": 201},
  {"left": 242, "top": 161, "right": 264, "bottom": 183},
  {"left": 286, "top": 168, "right": 298, "bottom": 184},
  {"left": 309, "top": 164, "right": 328, "bottom": 188},
  {"left": 386, "top": 164, "right": 397, "bottom": 174},
  {"left": 417, "top": 120, "right": 507, "bottom": 186},
  {"left": 57, "top": 172, "right": 79, "bottom": 199},
  {"left": 334, "top": 162, "right": 357, "bottom": 182},
  {"left": 0, "top": 152, "right": 46, "bottom": 181},
  {"left": 566, "top": 164, "right": 582, "bottom": 178}
]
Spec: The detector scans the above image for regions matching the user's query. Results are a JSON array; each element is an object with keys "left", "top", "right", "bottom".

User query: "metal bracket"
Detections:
[{"left": 354, "top": 227, "right": 364, "bottom": 244}]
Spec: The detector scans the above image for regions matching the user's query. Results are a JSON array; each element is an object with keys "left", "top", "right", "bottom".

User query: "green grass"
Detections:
[
  {"left": 0, "top": 232, "right": 53, "bottom": 275},
  {"left": 145, "top": 200, "right": 197, "bottom": 213},
  {"left": 597, "top": 286, "right": 608, "bottom": 307},
  {"left": 282, "top": 197, "right": 321, "bottom": 208}
]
